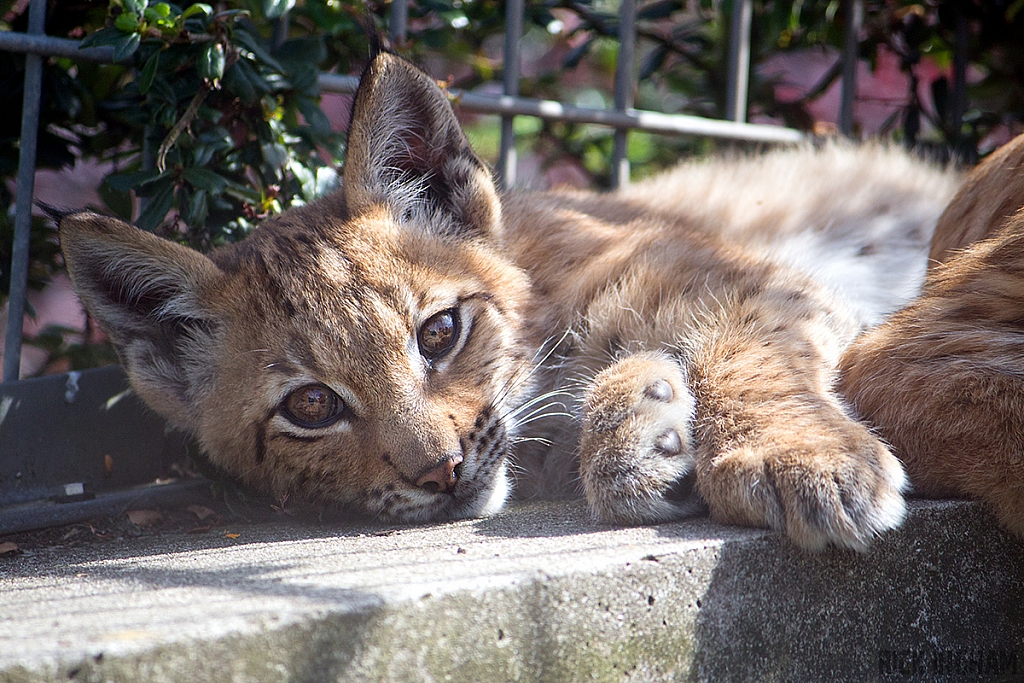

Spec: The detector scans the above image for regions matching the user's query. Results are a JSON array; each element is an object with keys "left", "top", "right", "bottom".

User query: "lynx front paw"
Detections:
[
  {"left": 698, "top": 415, "right": 908, "bottom": 551},
  {"left": 579, "top": 352, "right": 704, "bottom": 524}
]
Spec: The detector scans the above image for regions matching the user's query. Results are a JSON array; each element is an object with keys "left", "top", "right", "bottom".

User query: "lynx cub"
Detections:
[{"left": 60, "top": 52, "right": 973, "bottom": 550}]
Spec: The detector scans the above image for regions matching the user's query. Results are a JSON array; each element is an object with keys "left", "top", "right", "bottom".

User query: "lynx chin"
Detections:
[{"left": 59, "top": 51, "right": 1024, "bottom": 550}]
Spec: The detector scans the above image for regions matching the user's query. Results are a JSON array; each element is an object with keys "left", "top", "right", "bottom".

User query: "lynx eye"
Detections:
[
  {"left": 418, "top": 308, "right": 460, "bottom": 360},
  {"left": 281, "top": 384, "right": 346, "bottom": 428}
]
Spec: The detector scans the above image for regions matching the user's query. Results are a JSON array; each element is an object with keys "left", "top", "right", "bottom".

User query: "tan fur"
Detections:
[
  {"left": 929, "top": 133, "right": 1024, "bottom": 267},
  {"left": 840, "top": 137, "right": 1024, "bottom": 538},
  {"left": 60, "top": 53, "right": 968, "bottom": 549}
]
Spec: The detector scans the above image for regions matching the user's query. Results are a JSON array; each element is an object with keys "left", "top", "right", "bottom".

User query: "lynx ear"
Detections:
[
  {"left": 930, "top": 133, "right": 1024, "bottom": 269},
  {"left": 343, "top": 52, "right": 502, "bottom": 240},
  {"left": 59, "top": 212, "right": 222, "bottom": 429}
]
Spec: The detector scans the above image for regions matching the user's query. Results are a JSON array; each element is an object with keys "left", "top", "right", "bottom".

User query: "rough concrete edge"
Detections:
[{"left": 3, "top": 500, "right": 1022, "bottom": 683}]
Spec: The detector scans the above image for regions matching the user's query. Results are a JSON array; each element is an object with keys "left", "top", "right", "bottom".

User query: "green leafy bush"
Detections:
[{"left": 1, "top": 0, "right": 1024, "bottom": 375}]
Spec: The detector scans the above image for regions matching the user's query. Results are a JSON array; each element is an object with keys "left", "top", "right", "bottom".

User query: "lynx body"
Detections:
[{"left": 60, "top": 53, "right": 981, "bottom": 550}]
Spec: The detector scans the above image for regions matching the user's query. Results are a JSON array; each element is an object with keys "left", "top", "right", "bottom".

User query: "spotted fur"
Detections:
[{"left": 60, "top": 53, "right": 972, "bottom": 549}]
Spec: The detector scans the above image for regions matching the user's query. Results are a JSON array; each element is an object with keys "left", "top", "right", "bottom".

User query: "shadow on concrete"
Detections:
[{"left": 674, "top": 501, "right": 1024, "bottom": 682}]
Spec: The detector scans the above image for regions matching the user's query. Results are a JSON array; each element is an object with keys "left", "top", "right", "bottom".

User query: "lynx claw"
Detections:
[
  {"left": 703, "top": 428, "right": 908, "bottom": 551},
  {"left": 579, "top": 353, "right": 704, "bottom": 524}
]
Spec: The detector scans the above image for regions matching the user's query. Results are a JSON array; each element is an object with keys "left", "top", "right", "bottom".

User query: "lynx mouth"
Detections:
[{"left": 373, "top": 420, "right": 512, "bottom": 522}]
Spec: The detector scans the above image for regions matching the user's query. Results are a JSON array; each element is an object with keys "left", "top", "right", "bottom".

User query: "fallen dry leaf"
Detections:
[
  {"left": 0, "top": 542, "right": 20, "bottom": 556},
  {"left": 126, "top": 509, "right": 164, "bottom": 527},
  {"left": 187, "top": 505, "right": 216, "bottom": 521}
]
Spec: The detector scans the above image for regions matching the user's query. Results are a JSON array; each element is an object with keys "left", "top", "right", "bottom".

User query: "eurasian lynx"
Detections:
[{"left": 60, "top": 52, "right": 1022, "bottom": 551}]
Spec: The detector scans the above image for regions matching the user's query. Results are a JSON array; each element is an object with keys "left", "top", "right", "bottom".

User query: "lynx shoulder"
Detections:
[{"left": 61, "top": 52, "right": 974, "bottom": 549}]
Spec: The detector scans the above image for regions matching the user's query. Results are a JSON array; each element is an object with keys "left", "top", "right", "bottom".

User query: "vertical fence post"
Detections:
[
  {"left": 838, "top": 0, "right": 862, "bottom": 137},
  {"left": 725, "top": 0, "right": 752, "bottom": 123},
  {"left": 389, "top": 0, "right": 408, "bottom": 44},
  {"left": 610, "top": 0, "right": 637, "bottom": 190},
  {"left": 950, "top": 7, "right": 968, "bottom": 154},
  {"left": 3, "top": 0, "right": 47, "bottom": 383},
  {"left": 498, "top": 0, "right": 524, "bottom": 190}
]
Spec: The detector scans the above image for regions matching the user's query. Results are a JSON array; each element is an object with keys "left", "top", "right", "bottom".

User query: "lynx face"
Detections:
[{"left": 59, "top": 53, "right": 533, "bottom": 521}]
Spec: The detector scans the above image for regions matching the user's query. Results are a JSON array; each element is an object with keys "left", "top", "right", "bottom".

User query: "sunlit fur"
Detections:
[
  {"left": 61, "top": 53, "right": 985, "bottom": 550},
  {"left": 841, "top": 135, "right": 1024, "bottom": 539}
]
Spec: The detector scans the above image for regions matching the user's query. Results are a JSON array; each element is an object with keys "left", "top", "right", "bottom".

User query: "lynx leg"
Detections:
[
  {"left": 690, "top": 328, "right": 908, "bottom": 551},
  {"left": 840, "top": 220, "right": 1024, "bottom": 539},
  {"left": 579, "top": 352, "right": 705, "bottom": 523}
]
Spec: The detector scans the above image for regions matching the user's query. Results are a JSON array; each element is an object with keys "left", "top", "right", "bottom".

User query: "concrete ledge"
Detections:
[{"left": 1, "top": 500, "right": 1022, "bottom": 682}]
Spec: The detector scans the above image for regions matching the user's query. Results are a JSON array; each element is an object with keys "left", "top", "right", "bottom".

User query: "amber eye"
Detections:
[
  {"left": 418, "top": 309, "right": 460, "bottom": 360},
  {"left": 281, "top": 384, "right": 346, "bottom": 428}
]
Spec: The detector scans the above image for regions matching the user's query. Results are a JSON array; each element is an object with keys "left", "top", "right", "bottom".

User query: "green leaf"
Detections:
[
  {"left": 182, "top": 188, "right": 208, "bottom": 228},
  {"left": 181, "top": 3, "right": 212, "bottom": 20},
  {"left": 233, "top": 29, "right": 286, "bottom": 73},
  {"left": 139, "top": 50, "right": 160, "bottom": 95},
  {"left": 222, "top": 61, "right": 256, "bottom": 103},
  {"left": 80, "top": 27, "right": 124, "bottom": 49},
  {"left": 261, "top": 142, "right": 289, "bottom": 171},
  {"left": 97, "top": 181, "right": 134, "bottom": 221},
  {"left": 182, "top": 167, "right": 229, "bottom": 194},
  {"left": 639, "top": 44, "right": 669, "bottom": 81},
  {"left": 563, "top": 36, "right": 595, "bottom": 69},
  {"left": 295, "top": 97, "right": 331, "bottom": 138},
  {"left": 104, "top": 168, "right": 165, "bottom": 194},
  {"left": 262, "top": 0, "right": 295, "bottom": 20},
  {"left": 198, "top": 43, "right": 226, "bottom": 82},
  {"left": 135, "top": 181, "right": 175, "bottom": 232},
  {"left": 276, "top": 37, "right": 326, "bottom": 66},
  {"left": 122, "top": 0, "right": 146, "bottom": 18},
  {"left": 638, "top": 0, "right": 682, "bottom": 20},
  {"left": 115, "top": 11, "right": 140, "bottom": 33},
  {"left": 112, "top": 32, "right": 141, "bottom": 62}
]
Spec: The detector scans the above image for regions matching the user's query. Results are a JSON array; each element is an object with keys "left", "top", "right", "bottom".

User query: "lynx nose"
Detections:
[{"left": 416, "top": 454, "right": 464, "bottom": 493}]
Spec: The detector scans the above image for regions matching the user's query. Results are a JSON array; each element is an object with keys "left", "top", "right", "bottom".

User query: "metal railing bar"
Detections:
[
  {"left": 725, "top": 0, "right": 752, "bottom": 123},
  {"left": 3, "top": 0, "right": 47, "bottom": 384},
  {"left": 610, "top": 0, "right": 637, "bottom": 190},
  {"left": 0, "top": 31, "right": 117, "bottom": 62},
  {"left": 839, "top": 0, "right": 862, "bottom": 136},
  {"left": 497, "top": 0, "right": 524, "bottom": 190},
  {"left": 319, "top": 73, "right": 804, "bottom": 143},
  {"left": 389, "top": 0, "right": 408, "bottom": 44}
]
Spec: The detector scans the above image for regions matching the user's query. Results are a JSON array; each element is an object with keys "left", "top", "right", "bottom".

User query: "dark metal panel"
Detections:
[
  {"left": 0, "top": 366, "right": 191, "bottom": 508},
  {"left": 0, "top": 480, "right": 210, "bottom": 535}
]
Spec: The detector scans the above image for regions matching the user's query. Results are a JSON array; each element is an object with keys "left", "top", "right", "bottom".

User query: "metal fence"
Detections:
[{"left": 0, "top": 0, "right": 871, "bottom": 531}]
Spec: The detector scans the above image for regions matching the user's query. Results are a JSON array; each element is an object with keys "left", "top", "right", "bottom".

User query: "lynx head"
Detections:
[{"left": 58, "top": 53, "right": 533, "bottom": 521}]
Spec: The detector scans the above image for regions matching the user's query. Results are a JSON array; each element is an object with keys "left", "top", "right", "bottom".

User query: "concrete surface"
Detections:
[{"left": 1, "top": 499, "right": 1022, "bottom": 683}]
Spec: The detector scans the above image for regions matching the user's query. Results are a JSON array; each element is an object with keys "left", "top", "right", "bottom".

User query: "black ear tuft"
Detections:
[
  {"left": 364, "top": 21, "right": 387, "bottom": 59},
  {"left": 343, "top": 52, "right": 502, "bottom": 241},
  {"left": 35, "top": 201, "right": 77, "bottom": 225}
]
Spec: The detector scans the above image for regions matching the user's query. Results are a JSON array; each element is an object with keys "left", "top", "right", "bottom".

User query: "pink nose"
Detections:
[{"left": 416, "top": 454, "right": 463, "bottom": 493}]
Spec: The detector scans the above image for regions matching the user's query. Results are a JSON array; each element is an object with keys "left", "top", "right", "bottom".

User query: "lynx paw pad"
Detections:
[{"left": 579, "top": 353, "right": 703, "bottom": 524}]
